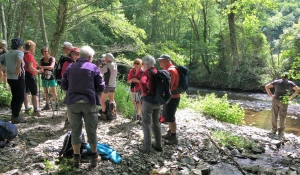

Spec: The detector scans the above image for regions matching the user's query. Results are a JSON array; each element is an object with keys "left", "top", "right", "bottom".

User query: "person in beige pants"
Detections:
[{"left": 265, "top": 72, "right": 299, "bottom": 137}]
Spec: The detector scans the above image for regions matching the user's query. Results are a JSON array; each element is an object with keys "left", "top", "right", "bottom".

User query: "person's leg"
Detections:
[
  {"left": 0, "top": 70, "right": 3, "bottom": 83},
  {"left": 278, "top": 102, "right": 288, "bottom": 135},
  {"left": 3, "top": 72, "right": 7, "bottom": 86},
  {"left": 24, "top": 93, "right": 29, "bottom": 110},
  {"left": 82, "top": 103, "right": 100, "bottom": 166},
  {"left": 15, "top": 78, "right": 25, "bottom": 117},
  {"left": 108, "top": 92, "right": 115, "bottom": 103},
  {"left": 100, "top": 92, "right": 107, "bottom": 113},
  {"left": 68, "top": 103, "right": 84, "bottom": 154},
  {"left": 164, "top": 98, "right": 180, "bottom": 145},
  {"left": 140, "top": 100, "right": 153, "bottom": 152},
  {"left": 151, "top": 104, "right": 162, "bottom": 150},
  {"left": 7, "top": 79, "right": 17, "bottom": 116},
  {"left": 271, "top": 99, "right": 280, "bottom": 134},
  {"left": 42, "top": 80, "right": 50, "bottom": 110}
]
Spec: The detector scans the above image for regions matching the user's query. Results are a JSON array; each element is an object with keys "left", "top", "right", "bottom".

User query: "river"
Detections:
[{"left": 188, "top": 87, "right": 300, "bottom": 136}]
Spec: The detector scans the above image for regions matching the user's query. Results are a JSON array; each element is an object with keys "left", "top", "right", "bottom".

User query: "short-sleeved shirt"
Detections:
[
  {"left": 0, "top": 50, "right": 25, "bottom": 80},
  {"left": 127, "top": 68, "right": 143, "bottom": 92},
  {"left": 100, "top": 62, "right": 118, "bottom": 88},
  {"left": 271, "top": 79, "right": 297, "bottom": 99},
  {"left": 24, "top": 51, "right": 37, "bottom": 76}
]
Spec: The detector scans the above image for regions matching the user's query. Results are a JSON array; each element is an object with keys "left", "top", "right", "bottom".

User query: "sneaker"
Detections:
[
  {"left": 162, "top": 130, "right": 172, "bottom": 140},
  {"left": 42, "top": 104, "right": 50, "bottom": 111},
  {"left": 11, "top": 117, "right": 27, "bottom": 124},
  {"left": 90, "top": 153, "right": 101, "bottom": 167},
  {"left": 33, "top": 110, "right": 41, "bottom": 117},
  {"left": 98, "top": 113, "right": 106, "bottom": 120},
  {"left": 72, "top": 154, "right": 81, "bottom": 168},
  {"left": 164, "top": 135, "right": 178, "bottom": 145}
]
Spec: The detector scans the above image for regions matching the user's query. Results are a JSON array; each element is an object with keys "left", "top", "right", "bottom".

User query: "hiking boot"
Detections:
[
  {"left": 98, "top": 113, "right": 106, "bottom": 120},
  {"left": 152, "top": 143, "right": 163, "bottom": 152},
  {"left": 278, "top": 132, "right": 284, "bottom": 138},
  {"left": 42, "top": 104, "right": 50, "bottom": 111},
  {"left": 90, "top": 153, "right": 101, "bottom": 167},
  {"left": 11, "top": 117, "right": 27, "bottom": 124},
  {"left": 72, "top": 154, "right": 81, "bottom": 168},
  {"left": 162, "top": 130, "right": 171, "bottom": 140},
  {"left": 138, "top": 147, "right": 150, "bottom": 154},
  {"left": 33, "top": 110, "right": 41, "bottom": 117},
  {"left": 164, "top": 135, "right": 178, "bottom": 145}
]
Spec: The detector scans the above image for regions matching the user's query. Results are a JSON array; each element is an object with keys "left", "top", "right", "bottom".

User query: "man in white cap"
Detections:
[{"left": 99, "top": 53, "right": 118, "bottom": 120}]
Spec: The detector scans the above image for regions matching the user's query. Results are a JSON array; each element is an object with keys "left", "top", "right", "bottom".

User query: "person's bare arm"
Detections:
[
  {"left": 28, "top": 62, "right": 43, "bottom": 74},
  {"left": 265, "top": 83, "right": 274, "bottom": 99},
  {"left": 290, "top": 86, "right": 299, "bottom": 100}
]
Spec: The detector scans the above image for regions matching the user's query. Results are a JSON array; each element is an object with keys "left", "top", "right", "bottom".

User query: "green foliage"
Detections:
[
  {"left": 44, "top": 159, "right": 55, "bottom": 173},
  {"left": 115, "top": 80, "right": 135, "bottom": 118},
  {"left": 198, "top": 94, "right": 245, "bottom": 125},
  {"left": 56, "top": 158, "right": 76, "bottom": 175},
  {"left": 280, "top": 90, "right": 293, "bottom": 104},
  {"left": 212, "top": 130, "right": 256, "bottom": 150},
  {"left": 178, "top": 93, "right": 190, "bottom": 109},
  {"left": 0, "top": 85, "right": 12, "bottom": 107}
]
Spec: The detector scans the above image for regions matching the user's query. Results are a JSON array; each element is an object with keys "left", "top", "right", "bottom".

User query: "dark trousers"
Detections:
[{"left": 7, "top": 78, "right": 25, "bottom": 118}]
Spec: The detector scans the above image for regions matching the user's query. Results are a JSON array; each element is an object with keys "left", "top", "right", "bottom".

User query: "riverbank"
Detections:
[{"left": 0, "top": 107, "right": 300, "bottom": 175}]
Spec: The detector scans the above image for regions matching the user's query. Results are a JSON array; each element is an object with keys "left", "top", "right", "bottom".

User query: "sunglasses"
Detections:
[{"left": 134, "top": 62, "right": 140, "bottom": 65}]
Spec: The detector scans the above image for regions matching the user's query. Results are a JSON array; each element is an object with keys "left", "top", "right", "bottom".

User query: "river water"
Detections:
[{"left": 188, "top": 87, "right": 300, "bottom": 136}]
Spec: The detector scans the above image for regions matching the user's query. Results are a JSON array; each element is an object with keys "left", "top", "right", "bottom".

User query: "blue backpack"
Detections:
[
  {"left": 172, "top": 65, "right": 189, "bottom": 94},
  {"left": 0, "top": 120, "right": 18, "bottom": 142},
  {"left": 86, "top": 142, "right": 122, "bottom": 164},
  {"left": 149, "top": 69, "right": 172, "bottom": 105}
]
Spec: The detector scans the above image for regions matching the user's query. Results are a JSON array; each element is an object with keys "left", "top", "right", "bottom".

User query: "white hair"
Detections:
[
  {"left": 80, "top": 46, "right": 95, "bottom": 58},
  {"left": 142, "top": 55, "right": 156, "bottom": 67}
]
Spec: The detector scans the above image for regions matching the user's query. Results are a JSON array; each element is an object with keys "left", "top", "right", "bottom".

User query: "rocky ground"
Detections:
[{"left": 1, "top": 105, "right": 300, "bottom": 175}]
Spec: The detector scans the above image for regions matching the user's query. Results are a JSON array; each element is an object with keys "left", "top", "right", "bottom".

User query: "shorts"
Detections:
[
  {"left": 163, "top": 97, "right": 180, "bottom": 122},
  {"left": 25, "top": 72, "right": 38, "bottom": 95},
  {"left": 42, "top": 79, "right": 57, "bottom": 87},
  {"left": 103, "top": 86, "right": 116, "bottom": 93},
  {"left": 130, "top": 91, "right": 142, "bottom": 102}
]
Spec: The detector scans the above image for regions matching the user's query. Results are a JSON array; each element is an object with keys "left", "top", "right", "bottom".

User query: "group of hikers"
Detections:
[
  {"left": 0, "top": 38, "right": 182, "bottom": 168},
  {"left": 1, "top": 37, "right": 299, "bottom": 169}
]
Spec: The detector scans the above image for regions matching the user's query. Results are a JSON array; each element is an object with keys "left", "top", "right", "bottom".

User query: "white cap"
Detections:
[
  {"left": 0, "top": 40, "right": 7, "bottom": 45},
  {"left": 103, "top": 53, "right": 114, "bottom": 61},
  {"left": 62, "top": 42, "right": 73, "bottom": 49}
]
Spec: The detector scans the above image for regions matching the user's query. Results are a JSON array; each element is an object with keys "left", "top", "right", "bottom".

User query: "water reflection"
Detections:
[
  {"left": 244, "top": 109, "right": 300, "bottom": 136},
  {"left": 188, "top": 87, "right": 300, "bottom": 136}
]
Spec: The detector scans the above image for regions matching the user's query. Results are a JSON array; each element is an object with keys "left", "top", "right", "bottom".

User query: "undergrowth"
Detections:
[{"left": 0, "top": 84, "right": 11, "bottom": 107}]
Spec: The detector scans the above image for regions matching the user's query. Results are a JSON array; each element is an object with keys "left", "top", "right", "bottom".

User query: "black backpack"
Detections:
[
  {"left": 149, "top": 69, "right": 172, "bottom": 105},
  {"left": 0, "top": 120, "right": 18, "bottom": 142},
  {"left": 59, "top": 131, "right": 87, "bottom": 158},
  {"left": 54, "top": 55, "right": 73, "bottom": 83},
  {"left": 171, "top": 65, "right": 189, "bottom": 94},
  {"left": 105, "top": 99, "right": 117, "bottom": 120}
]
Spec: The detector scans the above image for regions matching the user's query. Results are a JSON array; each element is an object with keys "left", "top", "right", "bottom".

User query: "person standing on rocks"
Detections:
[
  {"left": 127, "top": 58, "right": 143, "bottom": 121},
  {"left": 23, "top": 40, "right": 44, "bottom": 117},
  {"left": 98, "top": 53, "right": 118, "bottom": 120},
  {"left": 265, "top": 72, "right": 299, "bottom": 137},
  {"left": 0, "top": 38, "right": 27, "bottom": 124},
  {"left": 138, "top": 55, "right": 162, "bottom": 153},
  {"left": 157, "top": 54, "right": 180, "bottom": 145},
  {"left": 61, "top": 46, "right": 105, "bottom": 168}
]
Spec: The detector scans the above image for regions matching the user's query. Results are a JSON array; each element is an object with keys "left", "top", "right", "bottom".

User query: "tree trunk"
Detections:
[
  {"left": 50, "top": 0, "right": 68, "bottom": 58},
  {"left": 228, "top": 0, "right": 238, "bottom": 65},
  {"left": 150, "top": 0, "right": 159, "bottom": 43},
  {"left": 7, "top": 0, "right": 17, "bottom": 40},
  {"left": 0, "top": 3, "right": 7, "bottom": 41},
  {"left": 38, "top": 0, "right": 48, "bottom": 47}
]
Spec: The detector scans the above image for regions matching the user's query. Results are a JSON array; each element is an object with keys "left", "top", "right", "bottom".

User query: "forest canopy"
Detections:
[{"left": 1, "top": 0, "right": 300, "bottom": 91}]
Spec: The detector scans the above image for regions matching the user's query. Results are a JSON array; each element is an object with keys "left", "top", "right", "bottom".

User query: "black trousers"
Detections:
[{"left": 7, "top": 78, "right": 25, "bottom": 118}]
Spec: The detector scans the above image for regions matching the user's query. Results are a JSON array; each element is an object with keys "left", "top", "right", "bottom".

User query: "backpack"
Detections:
[
  {"left": 171, "top": 65, "right": 189, "bottom": 94},
  {"left": 105, "top": 99, "right": 117, "bottom": 120},
  {"left": 149, "top": 69, "right": 172, "bottom": 105},
  {"left": 0, "top": 120, "right": 18, "bottom": 142},
  {"left": 59, "top": 131, "right": 87, "bottom": 158},
  {"left": 54, "top": 55, "right": 73, "bottom": 83}
]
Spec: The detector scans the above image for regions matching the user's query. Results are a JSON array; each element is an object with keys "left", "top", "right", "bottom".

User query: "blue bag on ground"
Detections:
[
  {"left": 86, "top": 142, "right": 122, "bottom": 164},
  {"left": 0, "top": 120, "right": 18, "bottom": 142}
]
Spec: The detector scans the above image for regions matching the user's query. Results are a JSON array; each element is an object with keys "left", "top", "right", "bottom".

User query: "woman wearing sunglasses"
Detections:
[{"left": 127, "top": 58, "right": 143, "bottom": 121}]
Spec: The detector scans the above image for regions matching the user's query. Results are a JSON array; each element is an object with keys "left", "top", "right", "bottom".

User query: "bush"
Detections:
[
  {"left": 178, "top": 93, "right": 190, "bottom": 109},
  {"left": 198, "top": 93, "right": 244, "bottom": 124},
  {"left": 0, "top": 85, "right": 11, "bottom": 107},
  {"left": 212, "top": 130, "right": 256, "bottom": 150},
  {"left": 115, "top": 80, "right": 135, "bottom": 118}
]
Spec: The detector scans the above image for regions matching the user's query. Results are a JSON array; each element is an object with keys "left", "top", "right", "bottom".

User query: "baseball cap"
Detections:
[
  {"left": 11, "top": 38, "right": 24, "bottom": 49},
  {"left": 157, "top": 54, "right": 171, "bottom": 61},
  {"left": 69, "top": 47, "right": 79, "bottom": 53},
  {"left": 62, "top": 42, "right": 73, "bottom": 49},
  {"left": 103, "top": 53, "right": 114, "bottom": 61}
]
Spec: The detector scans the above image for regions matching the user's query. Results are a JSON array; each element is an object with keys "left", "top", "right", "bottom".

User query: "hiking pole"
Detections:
[{"left": 38, "top": 71, "right": 41, "bottom": 108}]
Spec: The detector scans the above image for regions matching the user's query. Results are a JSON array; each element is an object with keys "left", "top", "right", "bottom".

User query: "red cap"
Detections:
[{"left": 69, "top": 47, "right": 79, "bottom": 53}]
